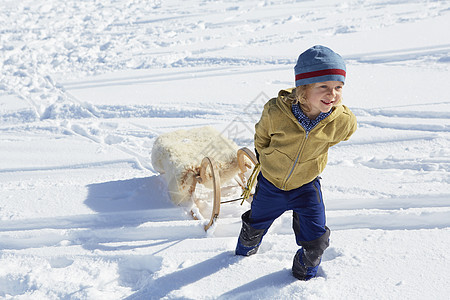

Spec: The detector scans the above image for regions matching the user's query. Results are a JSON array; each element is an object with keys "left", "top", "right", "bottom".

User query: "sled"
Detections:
[
  {"left": 151, "top": 126, "right": 259, "bottom": 231},
  {"left": 191, "top": 147, "right": 258, "bottom": 230}
]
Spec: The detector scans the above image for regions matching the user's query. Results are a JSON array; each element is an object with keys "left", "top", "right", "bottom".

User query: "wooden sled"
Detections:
[
  {"left": 151, "top": 126, "right": 259, "bottom": 231},
  {"left": 192, "top": 147, "right": 258, "bottom": 231}
]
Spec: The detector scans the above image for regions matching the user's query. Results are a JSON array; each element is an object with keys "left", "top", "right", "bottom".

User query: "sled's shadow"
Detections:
[
  {"left": 84, "top": 175, "right": 173, "bottom": 213},
  {"left": 82, "top": 174, "right": 191, "bottom": 235}
]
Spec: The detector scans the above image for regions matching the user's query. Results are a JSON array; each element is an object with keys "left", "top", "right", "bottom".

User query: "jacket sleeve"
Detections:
[
  {"left": 254, "top": 103, "right": 272, "bottom": 155},
  {"left": 330, "top": 107, "right": 357, "bottom": 147},
  {"left": 343, "top": 109, "right": 357, "bottom": 141}
]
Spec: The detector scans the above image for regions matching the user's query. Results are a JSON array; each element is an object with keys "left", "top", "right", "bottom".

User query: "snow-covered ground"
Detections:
[{"left": 1, "top": 0, "right": 450, "bottom": 299}]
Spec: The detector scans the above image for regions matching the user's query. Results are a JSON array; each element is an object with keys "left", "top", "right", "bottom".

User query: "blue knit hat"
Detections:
[{"left": 294, "top": 45, "right": 346, "bottom": 87}]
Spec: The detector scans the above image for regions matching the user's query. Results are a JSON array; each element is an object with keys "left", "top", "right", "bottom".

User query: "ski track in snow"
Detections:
[{"left": 1, "top": 0, "right": 450, "bottom": 299}]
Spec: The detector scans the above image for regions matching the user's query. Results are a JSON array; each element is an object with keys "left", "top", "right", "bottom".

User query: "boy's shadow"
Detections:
[{"left": 124, "top": 252, "right": 243, "bottom": 300}]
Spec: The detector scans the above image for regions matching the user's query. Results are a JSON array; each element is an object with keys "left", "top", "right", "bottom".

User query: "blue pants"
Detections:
[
  {"left": 235, "top": 174, "right": 330, "bottom": 280},
  {"left": 249, "top": 174, "right": 327, "bottom": 243}
]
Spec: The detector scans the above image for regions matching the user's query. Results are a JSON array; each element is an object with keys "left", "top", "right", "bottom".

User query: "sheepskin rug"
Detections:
[{"left": 151, "top": 126, "right": 240, "bottom": 205}]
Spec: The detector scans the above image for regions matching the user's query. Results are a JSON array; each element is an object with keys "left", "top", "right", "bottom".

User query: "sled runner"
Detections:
[{"left": 151, "top": 126, "right": 259, "bottom": 230}]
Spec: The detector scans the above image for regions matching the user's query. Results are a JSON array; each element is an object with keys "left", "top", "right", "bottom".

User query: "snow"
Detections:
[{"left": 0, "top": 0, "right": 449, "bottom": 299}]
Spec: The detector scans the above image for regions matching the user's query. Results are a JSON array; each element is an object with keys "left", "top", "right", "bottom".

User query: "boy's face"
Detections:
[{"left": 305, "top": 81, "right": 343, "bottom": 119}]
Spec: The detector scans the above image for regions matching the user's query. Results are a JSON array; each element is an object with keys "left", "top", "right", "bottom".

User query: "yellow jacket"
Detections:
[{"left": 255, "top": 88, "right": 357, "bottom": 191}]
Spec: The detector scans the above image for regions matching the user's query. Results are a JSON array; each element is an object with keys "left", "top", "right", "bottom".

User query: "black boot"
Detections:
[
  {"left": 235, "top": 210, "right": 266, "bottom": 256},
  {"left": 292, "top": 227, "right": 330, "bottom": 280}
]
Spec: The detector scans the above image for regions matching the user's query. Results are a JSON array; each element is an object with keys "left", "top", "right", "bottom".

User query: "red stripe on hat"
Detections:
[{"left": 295, "top": 69, "right": 346, "bottom": 81}]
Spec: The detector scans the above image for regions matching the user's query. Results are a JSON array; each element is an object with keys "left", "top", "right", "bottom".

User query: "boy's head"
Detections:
[{"left": 294, "top": 45, "right": 346, "bottom": 87}]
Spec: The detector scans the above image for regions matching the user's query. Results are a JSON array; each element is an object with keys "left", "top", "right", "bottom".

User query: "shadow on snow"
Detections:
[{"left": 84, "top": 175, "right": 173, "bottom": 213}]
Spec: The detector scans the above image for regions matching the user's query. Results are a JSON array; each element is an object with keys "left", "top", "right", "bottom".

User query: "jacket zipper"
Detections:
[{"left": 282, "top": 130, "right": 309, "bottom": 190}]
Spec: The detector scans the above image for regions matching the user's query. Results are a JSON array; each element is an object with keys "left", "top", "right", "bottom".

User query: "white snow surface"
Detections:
[{"left": 1, "top": 0, "right": 450, "bottom": 299}]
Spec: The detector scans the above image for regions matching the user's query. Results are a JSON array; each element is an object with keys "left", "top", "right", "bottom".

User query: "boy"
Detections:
[{"left": 235, "top": 45, "right": 357, "bottom": 280}]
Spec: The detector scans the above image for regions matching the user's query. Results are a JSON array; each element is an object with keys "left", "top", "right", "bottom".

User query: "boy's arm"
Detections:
[
  {"left": 329, "top": 107, "right": 357, "bottom": 147},
  {"left": 343, "top": 111, "right": 357, "bottom": 141},
  {"left": 254, "top": 105, "right": 271, "bottom": 157}
]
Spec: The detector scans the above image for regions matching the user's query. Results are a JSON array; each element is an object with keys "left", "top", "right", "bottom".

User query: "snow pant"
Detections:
[{"left": 235, "top": 174, "right": 330, "bottom": 280}]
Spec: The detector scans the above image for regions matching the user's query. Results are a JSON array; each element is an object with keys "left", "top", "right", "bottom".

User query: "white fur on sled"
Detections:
[{"left": 151, "top": 126, "right": 240, "bottom": 204}]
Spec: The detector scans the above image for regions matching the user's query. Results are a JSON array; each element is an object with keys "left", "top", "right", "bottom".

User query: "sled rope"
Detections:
[
  {"left": 221, "top": 197, "right": 244, "bottom": 204},
  {"left": 240, "top": 163, "right": 261, "bottom": 205}
]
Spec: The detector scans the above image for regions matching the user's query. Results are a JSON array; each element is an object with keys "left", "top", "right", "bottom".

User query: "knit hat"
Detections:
[{"left": 294, "top": 45, "right": 346, "bottom": 87}]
